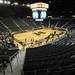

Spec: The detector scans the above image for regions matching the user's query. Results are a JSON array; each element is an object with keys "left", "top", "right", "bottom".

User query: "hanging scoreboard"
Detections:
[{"left": 30, "top": 2, "right": 49, "bottom": 21}]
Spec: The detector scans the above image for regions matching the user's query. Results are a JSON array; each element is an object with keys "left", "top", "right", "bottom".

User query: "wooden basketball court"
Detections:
[{"left": 13, "top": 28, "right": 65, "bottom": 49}]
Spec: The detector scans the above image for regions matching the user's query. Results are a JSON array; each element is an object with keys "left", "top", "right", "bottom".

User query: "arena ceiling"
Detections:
[{"left": 0, "top": 0, "right": 75, "bottom": 17}]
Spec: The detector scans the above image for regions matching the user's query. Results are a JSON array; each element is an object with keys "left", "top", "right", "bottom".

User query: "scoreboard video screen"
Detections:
[
  {"left": 32, "top": 11, "right": 47, "bottom": 20},
  {"left": 32, "top": 11, "right": 39, "bottom": 19},
  {"left": 40, "top": 11, "right": 47, "bottom": 19}
]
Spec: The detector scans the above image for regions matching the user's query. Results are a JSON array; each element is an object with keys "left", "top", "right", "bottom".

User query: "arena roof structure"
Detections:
[{"left": 0, "top": 0, "right": 75, "bottom": 17}]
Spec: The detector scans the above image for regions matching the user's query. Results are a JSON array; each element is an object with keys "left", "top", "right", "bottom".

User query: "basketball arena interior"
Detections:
[{"left": 0, "top": 0, "right": 75, "bottom": 75}]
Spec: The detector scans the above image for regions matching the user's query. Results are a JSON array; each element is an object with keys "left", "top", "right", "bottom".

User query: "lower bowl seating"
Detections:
[{"left": 22, "top": 45, "right": 75, "bottom": 75}]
